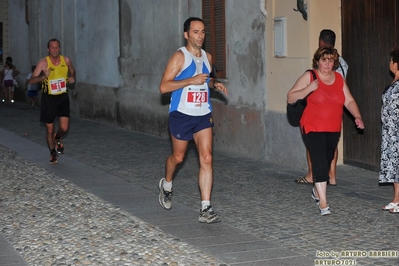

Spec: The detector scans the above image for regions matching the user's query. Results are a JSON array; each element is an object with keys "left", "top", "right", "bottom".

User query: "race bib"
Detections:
[
  {"left": 185, "top": 84, "right": 208, "bottom": 108},
  {"left": 49, "top": 78, "right": 67, "bottom": 95}
]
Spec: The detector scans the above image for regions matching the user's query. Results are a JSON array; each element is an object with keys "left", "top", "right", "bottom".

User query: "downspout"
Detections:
[
  {"left": 260, "top": 0, "right": 268, "bottom": 161},
  {"left": 260, "top": 0, "right": 267, "bottom": 17}
]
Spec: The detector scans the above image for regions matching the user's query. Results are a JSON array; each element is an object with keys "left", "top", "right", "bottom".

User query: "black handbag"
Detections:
[{"left": 286, "top": 69, "right": 316, "bottom": 127}]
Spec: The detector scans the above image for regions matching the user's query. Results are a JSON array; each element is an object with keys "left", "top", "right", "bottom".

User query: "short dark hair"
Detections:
[
  {"left": 390, "top": 48, "right": 399, "bottom": 71},
  {"left": 183, "top": 17, "right": 204, "bottom": 33},
  {"left": 47, "top": 38, "right": 60, "bottom": 48},
  {"left": 319, "top": 29, "right": 336, "bottom": 47},
  {"left": 5, "top": 57, "right": 13, "bottom": 67},
  {"left": 312, "top": 46, "right": 339, "bottom": 70}
]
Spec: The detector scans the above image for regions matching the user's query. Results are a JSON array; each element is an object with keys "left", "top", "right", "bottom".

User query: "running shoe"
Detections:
[
  {"left": 54, "top": 135, "right": 64, "bottom": 154},
  {"left": 158, "top": 178, "right": 172, "bottom": 210},
  {"left": 311, "top": 188, "right": 320, "bottom": 205},
  {"left": 319, "top": 206, "right": 331, "bottom": 216},
  {"left": 49, "top": 151, "right": 58, "bottom": 164},
  {"left": 199, "top": 205, "right": 221, "bottom": 224}
]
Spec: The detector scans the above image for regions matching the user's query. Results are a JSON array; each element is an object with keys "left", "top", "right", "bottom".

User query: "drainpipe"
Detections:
[{"left": 260, "top": 0, "right": 267, "bottom": 17}]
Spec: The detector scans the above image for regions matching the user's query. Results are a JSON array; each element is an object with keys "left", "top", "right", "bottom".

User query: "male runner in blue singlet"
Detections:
[{"left": 159, "top": 17, "right": 228, "bottom": 223}]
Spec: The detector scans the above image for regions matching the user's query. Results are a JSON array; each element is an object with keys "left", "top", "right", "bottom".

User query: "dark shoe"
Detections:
[
  {"left": 49, "top": 151, "right": 58, "bottom": 164},
  {"left": 54, "top": 134, "right": 64, "bottom": 154},
  {"left": 295, "top": 176, "right": 313, "bottom": 185},
  {"left": 158, "top": 178, "right": 172, "bottom": 210},
  {"left": 199, "top": 205, "right": 221, "bottom": 224}
]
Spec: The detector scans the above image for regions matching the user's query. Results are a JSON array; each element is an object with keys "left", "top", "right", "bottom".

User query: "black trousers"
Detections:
[{"left": 302, "top": 132, "right": 340, "bottom": 183}]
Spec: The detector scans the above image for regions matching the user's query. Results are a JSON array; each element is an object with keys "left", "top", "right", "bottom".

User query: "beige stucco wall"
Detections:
[{"left": 266, "top": 0, "right": 343, "bottom": 163}]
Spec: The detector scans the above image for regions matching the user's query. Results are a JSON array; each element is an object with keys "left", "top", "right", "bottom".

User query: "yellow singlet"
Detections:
[{"left": 43, "top": 55, "right": 69, "bottom": 95}]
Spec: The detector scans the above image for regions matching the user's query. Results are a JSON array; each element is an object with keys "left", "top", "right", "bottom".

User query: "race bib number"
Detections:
[
  {"left": 185, "top": 84, "right": 208, "bottom": 108},
  {"left": 49, "top": 78, "right": 67, "bottom": 95}
]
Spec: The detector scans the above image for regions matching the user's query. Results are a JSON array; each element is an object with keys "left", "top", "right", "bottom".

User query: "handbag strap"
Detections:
[
  {"left": 338, "top": 62, "right": 346, "bottom": 78},
  {"left": 307, "top": 69, "right": 317, "bottom": 81},
  {"left": 3, "top": 69, "right": 10, "bottom": 77},
  {"left": 303, "top": 69, "right": 316, "bottom": 99}
]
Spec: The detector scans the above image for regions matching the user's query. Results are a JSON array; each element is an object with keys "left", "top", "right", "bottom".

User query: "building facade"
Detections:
[{"left": 1, "top": 0, "right": 344, "bottom": 170}]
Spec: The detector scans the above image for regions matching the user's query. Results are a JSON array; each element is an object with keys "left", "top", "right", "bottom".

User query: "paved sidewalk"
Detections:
[{"left": 0, "top": 102, "right": 398, "bottom": 266}]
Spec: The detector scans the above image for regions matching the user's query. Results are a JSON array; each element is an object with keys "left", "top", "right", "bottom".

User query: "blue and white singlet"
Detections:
[{"left": 169, "top": 47, "right": 212, "bottom": 116}]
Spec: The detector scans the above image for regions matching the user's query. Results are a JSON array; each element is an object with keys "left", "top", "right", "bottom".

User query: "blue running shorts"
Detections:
[
  {"left": 169, "top": 111, "right": 214, "bottom": 141},
  {"left": 27, "top": 90, "right": 38, "bottom": 97}
]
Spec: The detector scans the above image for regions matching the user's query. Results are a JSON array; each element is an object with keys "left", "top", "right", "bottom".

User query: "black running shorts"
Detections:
[{"left": 40, "top": 93, "right": 70, "bottom": 123}]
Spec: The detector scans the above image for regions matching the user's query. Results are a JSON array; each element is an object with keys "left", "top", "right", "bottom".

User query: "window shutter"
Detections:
[{"left": 202, "top": 0, "right": 226, "bottom": 78}]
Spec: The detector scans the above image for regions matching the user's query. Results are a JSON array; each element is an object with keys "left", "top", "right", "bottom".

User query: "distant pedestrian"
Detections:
[
  {"left": 0, "top": 56, "right": 20, "bottom": 106},
  {"left": 380, "top": 48, "right": 399, "bottom": 213},
  {"left": 25, "top": 65, "right": 40, "bottom": 108},
  {"left": 29, "top": 38, "right": 76, "bottom": 164}
]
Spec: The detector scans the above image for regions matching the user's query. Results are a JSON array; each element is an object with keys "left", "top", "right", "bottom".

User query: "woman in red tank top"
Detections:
[{"left": 287, "top": 47, "right": 365, "bottom": 215}]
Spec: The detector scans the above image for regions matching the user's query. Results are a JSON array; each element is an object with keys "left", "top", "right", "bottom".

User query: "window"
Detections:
[{"left": 202, "top": 0, "right": 226, "bottom": 78}]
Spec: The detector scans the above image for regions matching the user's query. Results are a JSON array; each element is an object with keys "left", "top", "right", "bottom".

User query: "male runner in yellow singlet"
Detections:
[{"left": 29, "top": 38, "right": 76, "bottom": 164}]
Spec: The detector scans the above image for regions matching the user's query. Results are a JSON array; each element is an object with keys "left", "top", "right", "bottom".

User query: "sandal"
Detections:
[
  {"left": 295, "top": 177, "right": 313, "bottom": 185},
  {"left": 389, "top": 205, "right": 399, "bottom": 213},
  {"left": 328, "top": 179, "right": 337, "bottom": 186},
  {"left": 382, "top": 202, "right": 399, "bottom": 211}
]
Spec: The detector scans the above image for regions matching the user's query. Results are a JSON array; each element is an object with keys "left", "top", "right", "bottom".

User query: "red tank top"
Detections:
[{"left": 300, "top": 71, "right": 345, "bottom": 133}]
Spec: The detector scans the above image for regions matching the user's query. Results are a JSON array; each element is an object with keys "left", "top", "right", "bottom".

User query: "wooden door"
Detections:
[{"left": 341, "top": 0, "right": 399, "bottom": 170}]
